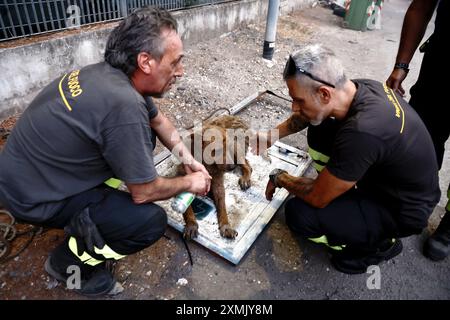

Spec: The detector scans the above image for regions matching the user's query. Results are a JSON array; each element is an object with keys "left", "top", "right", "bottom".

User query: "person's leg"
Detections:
[
  {"left": 423, "top": 184, "right": 450, "bottom": 261},
  {"left": 284, "top": 190, "right": 402, "bottom": 274},
  {"left": 410, "top": 50, "right": 450, "bottom": 261},
  {"left": 409, "top": 93, "right": 449, "bottom": 170},
  {"left": 45, "top": 187, "right": 167, "bottom": 296}
]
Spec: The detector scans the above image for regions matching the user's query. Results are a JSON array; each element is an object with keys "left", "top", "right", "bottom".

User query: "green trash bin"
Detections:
[
  {"left": 343, "top": 0, "right": 376, "bottom": 32},
  {"left": 367, "top": 0, "right": 383, "bottom": 30}
]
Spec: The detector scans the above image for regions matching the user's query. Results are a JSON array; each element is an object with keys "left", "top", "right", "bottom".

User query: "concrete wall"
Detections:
[
  {"left": 280, "top": 0, "right": 315, "bottom": 13},
  {"left": 0, "top": 29, "right": 111, "bottom": 119},
  {"left": 0, "top": 0, "right": 313, "bottom": 119}
]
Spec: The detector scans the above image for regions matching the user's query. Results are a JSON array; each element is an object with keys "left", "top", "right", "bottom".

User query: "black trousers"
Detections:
[
  {"left": 45, "top": 185, "right": 167, "bottom": 256},
  {"left": 285, "top": 189, "right": 398, "bottom": 250},
  {"left": 410, "top": 43, "right": 449, "bottom": 215},
  {"left": 409, "top": 46, "right": 450, "bottom": 170}
]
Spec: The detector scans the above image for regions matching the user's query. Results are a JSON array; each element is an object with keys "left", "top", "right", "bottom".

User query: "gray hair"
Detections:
[
  {"left": 284, "top": 44, "right": 347, "bottom": 90},
  {"left": 104, "top": 6, "right": 178, "bottom": 76}
]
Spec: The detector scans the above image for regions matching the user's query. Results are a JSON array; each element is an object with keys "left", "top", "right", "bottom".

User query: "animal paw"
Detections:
[
  {"left": 238, "top": 177, "right": 251, "bottom": 190},
  {"left": 219, "top": 224, "right": 238, "bottom": 239},
  {"left": 183, "top": 223, "right": 199, "bottom": 240}
]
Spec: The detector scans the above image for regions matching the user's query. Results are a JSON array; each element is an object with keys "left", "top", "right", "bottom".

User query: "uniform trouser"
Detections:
[
  {"left": 45, "top": 185, "right": 167, "bottom": 268},
  {"left": 287, "top": 120, "right": 399, "bottom": 251},
  {"left": 285, "top": 190, "right": 399, "bottom": 252},
  {"left": 409, "top": 46, "right": 450, "bottom": 212}
]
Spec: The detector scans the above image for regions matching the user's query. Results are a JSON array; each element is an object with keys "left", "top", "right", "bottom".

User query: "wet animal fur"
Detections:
[{"left": 180, "top": 115, "right": 252, "bottom": 240}]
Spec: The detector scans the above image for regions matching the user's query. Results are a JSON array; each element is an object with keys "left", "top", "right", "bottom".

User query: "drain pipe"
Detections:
[{"left": 262, "top": 0, "right": 280, "bottom": 60}]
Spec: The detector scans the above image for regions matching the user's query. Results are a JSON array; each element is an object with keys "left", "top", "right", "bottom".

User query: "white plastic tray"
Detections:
[{"left": 155, "top": 141, "right": 311, "bottom": 264}]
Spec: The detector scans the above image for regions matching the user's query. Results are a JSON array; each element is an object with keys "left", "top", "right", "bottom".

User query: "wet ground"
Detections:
[{"left": 0, "top": 0, "right": 449, "bottom": 300}]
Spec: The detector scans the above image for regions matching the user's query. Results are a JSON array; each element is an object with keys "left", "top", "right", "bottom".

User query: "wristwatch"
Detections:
[
  {"left": 394, "top": 62, "right": 409, "bottom": 73},
  {"left": 269, "top": 169, "right": 287, "bottom": 188}
]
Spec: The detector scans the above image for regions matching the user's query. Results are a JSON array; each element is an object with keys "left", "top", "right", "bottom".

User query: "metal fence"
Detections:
[{"left": 0, "top": 0, "right": 229, "bottom": 42}]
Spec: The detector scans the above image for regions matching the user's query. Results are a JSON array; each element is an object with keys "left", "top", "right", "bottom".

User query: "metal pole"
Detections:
[
  {"left": 119, "top": 0, "right": 128, "bottom": 18},
  {"left": 262, "top": 0, "right": 280, "bottom": 60}
]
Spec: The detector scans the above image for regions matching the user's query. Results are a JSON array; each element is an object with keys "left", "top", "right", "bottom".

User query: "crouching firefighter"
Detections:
[
  {"left": 257, "top": 45, "right": 441, "bottom": 274},
  {"left": 0, "top": 7, "right": 211, "bottom": 296}
]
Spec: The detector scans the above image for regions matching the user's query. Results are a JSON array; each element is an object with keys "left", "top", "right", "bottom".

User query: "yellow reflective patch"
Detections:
[
  {"left": 104, "top": 178, "right": 123, "bottom": 189},
  {"left": 313, "top": 162, "right": 325, "bottom": 172},
  {"left": 94, "top": 244, "right": 126, "bottom": 260},
  {"left": 308, "top": 235, "right": 345, "bottom": 251},
  {"left": 309, "top": 235, "right": 328, "bottom": 244},
  {"left": 68, "top": 237, "right": 103, "bottom": 266},
  {"left": 308, "top": 147, "right": 330, "bottom": 163},
  {"left": 68, "top": 237, "right": 126, "bottom": 266}
]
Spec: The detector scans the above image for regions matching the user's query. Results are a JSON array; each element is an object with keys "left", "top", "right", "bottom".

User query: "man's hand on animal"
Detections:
[
  {"left": 265, "top": 168, "right": 288, "bottom": 201},
  {"left": 252, "top": 113, "right": 309, "bottom": 156},
  {"left": 185, "top": 171, "right": 211, "bottom": 196},
  {"left": 183, "top": 159, "right": 212, "bottom": 193},
  {"left": 183, "top": 159, "right": 209, "bottom": 176},
  {"left": 265, "top": 180, "right": 277, "bottom": 201},
  {"left": 180, "top": 115, "right": 252, "bottom": 240}
]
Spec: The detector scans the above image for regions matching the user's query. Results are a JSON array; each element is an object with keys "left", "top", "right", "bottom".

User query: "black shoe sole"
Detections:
[
  {"left": 331, "top": 239, "right": 403, "bottom": 275},
  {"left": 44, "top": 257, "right": 119, "bottom": 297},
  {"left": 44, "top": 257, "right": 68, "bottom": 282},
  {"left": 423, "top": 238, "right": 449, "bottom": 261}
]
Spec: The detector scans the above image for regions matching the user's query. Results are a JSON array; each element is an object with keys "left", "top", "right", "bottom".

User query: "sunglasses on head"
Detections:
[{"left": 284, "top": 55, "right": 335, "bottom": 88}]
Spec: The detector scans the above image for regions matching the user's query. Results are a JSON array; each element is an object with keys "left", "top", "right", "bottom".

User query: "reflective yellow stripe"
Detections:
[
  {"left": 58, "top": 74, "right": 72, "bottom": 111},
  {"left": 95, "top": 244, "right": 126, "bottom": 260},
  {"left": 68, "top": 237, "right": 126, "bottom": 266},
  {"left": 308, "top": 147, "right": 330, "bottom": 163},
  {"left": 68, "top": 237, "right": 103, "bottom": 266},
  {"left": 313, "top": 162, "right": 325, "bottom": 172},
  {"left": 308, "top": 235, "right": 345, "bottom": 251},
  {"left": 104, "top": 178, "right": 123, "bottom": 189}
]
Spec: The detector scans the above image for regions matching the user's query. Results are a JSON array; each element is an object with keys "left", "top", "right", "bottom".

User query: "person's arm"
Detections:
[
  {"left": 266, "top": 130, "right": 383, "bottom": 207},
  {"left": 386, "top": 0, "right": 439, "bottom": 95},
  {"left": 150, "top": 111, "right": 194, "bottom": 164},
  {"left": 276, "top": 112, "right": 308, "bottom": 139},
  {"left": 127, "top": 171, "right": 208, "bottom": 204},
  {"left": 255, "top": 112, "right": 308, "bottom": 154},
  {"left": 266, "top": 168, "right": 355, "bottom": 208},
  {"left": 150, "top": 111, "right": 212, "bottom": 184}
]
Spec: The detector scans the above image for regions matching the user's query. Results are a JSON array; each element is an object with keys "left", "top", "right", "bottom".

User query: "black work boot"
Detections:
[
  {"left": 330, "top": 239, "right": 403, "bottom": 274},
  {"left": 423, "top": 212, "right": 450, "bottom": 261},
  {"left": 44, "top": 241, "right": 123, "bottom": 297}
]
